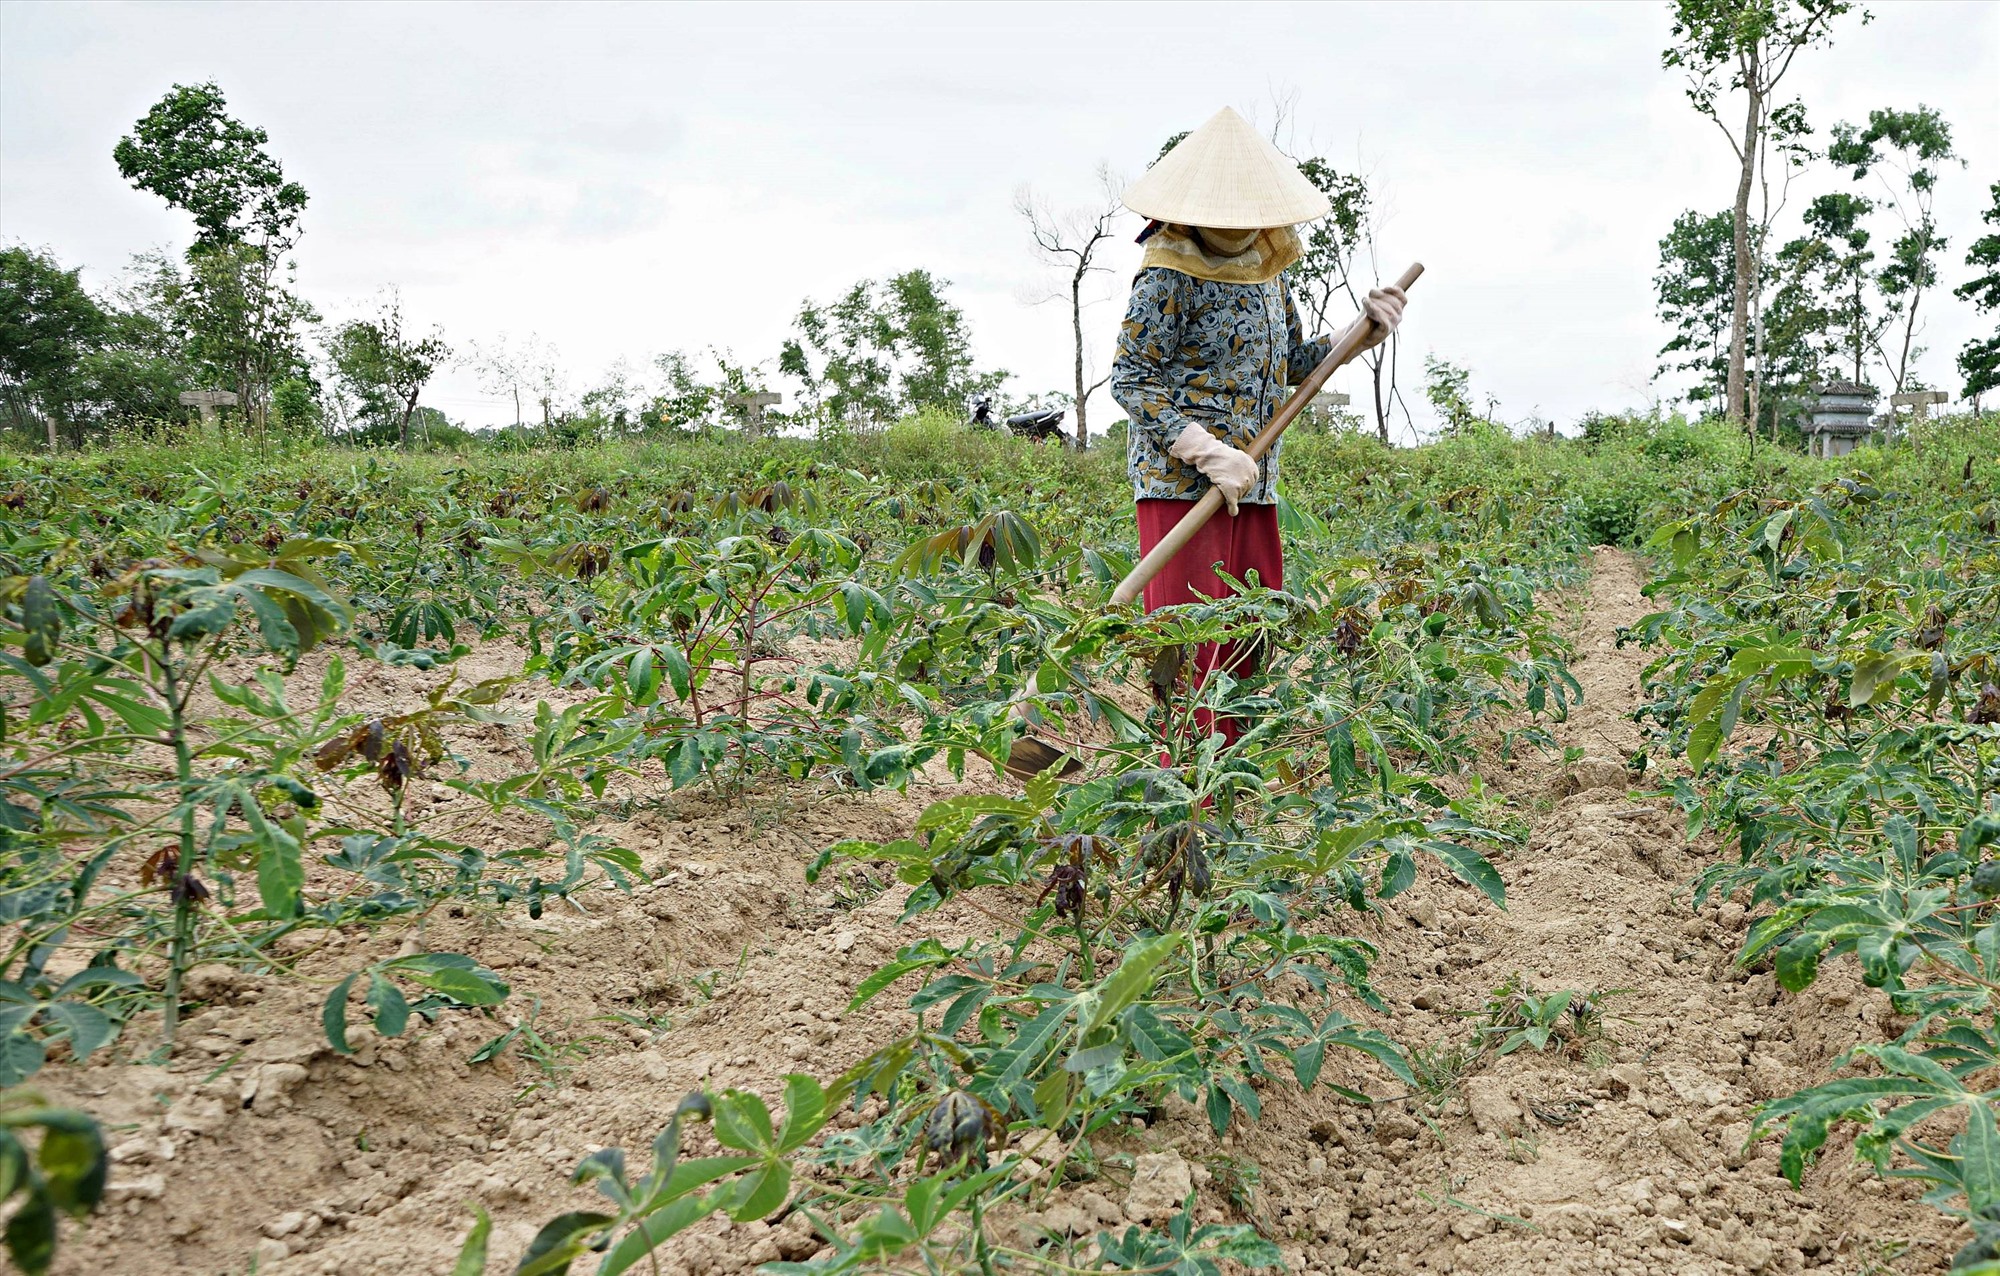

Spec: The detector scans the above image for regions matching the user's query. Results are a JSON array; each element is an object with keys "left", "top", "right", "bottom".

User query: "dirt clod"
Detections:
[
  {"left": 1123, "top": 1151, "right": 1194, "bottom": 1222},
  {"left": 1464, "top": 1076, "right": 1525, "bottom": 1137}
]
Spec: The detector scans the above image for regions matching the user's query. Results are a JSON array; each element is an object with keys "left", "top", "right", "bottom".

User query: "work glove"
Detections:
[
  {"left": 1169, "top": 422, "right": 1258, "bottom": 515},
  {"left": 1358, "top": 285, "right": 1407, "bottom": 352}
]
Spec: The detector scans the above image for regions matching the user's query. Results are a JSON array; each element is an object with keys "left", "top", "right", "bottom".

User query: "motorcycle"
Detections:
[{"left": 968, "top": 395, "right": 1072, "bottom": 445}]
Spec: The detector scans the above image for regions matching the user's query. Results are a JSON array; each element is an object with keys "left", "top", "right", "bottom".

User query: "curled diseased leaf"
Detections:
[
  {"left": 924, "top": 1089, "right": 1002, "bottom": 1172},
  {"left": 1971, "top": 683, "right": 2000, "bottom": 726},
  {"left": 1038, "top": 862, "right": 1087, "bottom": 924}
]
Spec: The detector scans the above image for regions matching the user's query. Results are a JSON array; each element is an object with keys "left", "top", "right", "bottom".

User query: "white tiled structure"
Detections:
[{"left": 1805, "top": 382, "right": 1879, "bottom": 458}]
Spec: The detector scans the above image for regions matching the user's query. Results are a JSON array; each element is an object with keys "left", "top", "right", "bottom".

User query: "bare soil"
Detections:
[{"left": 37, "top": 549, "right": 1965, "bottom": 1275}]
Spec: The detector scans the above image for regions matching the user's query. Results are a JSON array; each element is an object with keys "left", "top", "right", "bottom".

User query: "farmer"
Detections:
[{"left": 1110, "top": 106, "right": 1404, "bottom": 742}]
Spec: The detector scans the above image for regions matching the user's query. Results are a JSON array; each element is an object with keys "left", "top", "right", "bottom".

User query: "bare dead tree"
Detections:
[
  {"left": 1260, "top": 93, "right": 1395, "bottom": 440},
  {"left": 1332, "top": 163, "right": 1417, "bottom": 445},
  {"left": 1016, "top": 165, "right": 1124, "bottom": 448}
]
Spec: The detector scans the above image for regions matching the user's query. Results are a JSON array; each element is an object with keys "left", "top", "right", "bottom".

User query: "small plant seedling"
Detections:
[
  {"left": 469, "top": 1000, "right": 603, "bottom": 1096},
  {"left": 1410, "top": 1038, "right": 1475, "bottom": 1108},
  {"left": 1416, "top": 1187, "right": 1542, "bottom": 1234},
  {"left": 1468, "top": 974, "right": 1629, "bottom": 1060},
  {"left": 1203, "top": 1155, "right": 1270, "bottom": 1235},
  {"left": 1505, "top": 1133, "right": 1541, "bottom": 1164},
  {"left": 591, "top": 1008, "right": 675, "bottom": 1044}
]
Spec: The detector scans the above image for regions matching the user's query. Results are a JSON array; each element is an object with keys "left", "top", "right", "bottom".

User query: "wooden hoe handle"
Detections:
[{"left": 1108, "top": 261, "right": 1426, "bottom": 608}]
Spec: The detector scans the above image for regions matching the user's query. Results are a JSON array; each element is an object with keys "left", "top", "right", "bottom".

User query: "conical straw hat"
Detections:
[{"left": 1123, "top": 106, "right": 1331, "bottom": 229}]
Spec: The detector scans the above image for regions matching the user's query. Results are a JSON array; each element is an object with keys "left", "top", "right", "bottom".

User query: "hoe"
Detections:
[{"left": 1003, "top": 262, "right": 1426, "bottom": 781}]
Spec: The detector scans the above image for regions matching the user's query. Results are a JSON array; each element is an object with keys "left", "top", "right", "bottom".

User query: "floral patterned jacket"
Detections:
[{"left": 1110, "top": 266, "right": 1330, "bottom": 504}]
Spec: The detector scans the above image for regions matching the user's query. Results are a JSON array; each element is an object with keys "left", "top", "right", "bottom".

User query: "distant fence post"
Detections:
[
  {"left": 179, "top": 389, "right": 240, "bottom": 436},
  {"left": 1889, "top": 389, "right": 1949, "bottom": 453},
  {"left": 727, "top": 391, "right": 782, "bottom": 436}
]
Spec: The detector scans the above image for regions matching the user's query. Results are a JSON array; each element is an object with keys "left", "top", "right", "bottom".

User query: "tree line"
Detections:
[
  {"left": 10, "top": 8, "right": 1995, "bottom": 455},
  {"left": 1, "top": 79, "right": 1398, "bottom": 455},
  {"left": 0, "top": 83, "right": 1036, "bottom": 452},
  {"left": 1656, "top": 0, "right": 1999, "bottom": 431}
]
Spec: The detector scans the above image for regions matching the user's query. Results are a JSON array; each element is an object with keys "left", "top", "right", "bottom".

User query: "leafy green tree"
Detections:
[
  {"left": 1743, "top": 99, "right": 1817, "bottom": 433},
  {"left": 1658, "top": 207, "right": 1824, "bottom": 431},
  {"left": 0, "top": 246, "right": 108, "bottom": 449},
  {"left": 782, "top": 280, "right": 897, "bottom": 426},
  {"left": 1954, "top": 181, "right": 2000, "bottom": 409},
  {"left": 1656, "top": 210, "right": 1737, "bottom": 407},
  {"left": 1662, "top": 0, "right": 1863, "bottom": 425},
  {"left": 89, "top": 252, "right": 208, "bottom": 426},
  {"left": 572, "top": 359, "right": 642, "bottom": 442},
  {"left": 1290, "top": 159, "right": 1371, "bottom": 338},
  {"left": 1422, "top": 355, "right": 1479, "bottom": 436},
  {"left": 1828, "top": 105, "right": 1960, "bottom": 390},
  {"left": 269, "top": 376, "right": 322, "bottom": 436},
  {"left": 781, "top": 271, "right": 1003, "bottom": 429},
  {"left": 112, "top": 82, "right": 305, "bottom": 249},
  {"left": 647, "top": 350, "right": 721, "bottom": 433},
  {"left": 1786, "top": 193, "right": 1877, "bottom": 385},
  {"left": 329, "top": 295, "right": 450, "bottom": 449},
  {"left": 1289, "top": 157, "right": 1403, "bottom": 443},
  {"left": 113, "top": 83, "right": 314, "bottom": 427},
  {"left": 887, "top": 270, "right": 1003, "bottom": 413},
  {"left": 645, "top": 349, "right": 774, "bottom": 435},
  {"left": 182, "top": 241, "right": 318, "bottom": 419},
  {"left": 1758, "top": 236, "right": 1833, "bottom": 416}
]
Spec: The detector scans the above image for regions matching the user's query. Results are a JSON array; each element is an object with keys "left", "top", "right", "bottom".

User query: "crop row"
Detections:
[
  {"left": 0, "top": 429, "right": 1600, "bottom": 1271},
  {"left": 1629, "top": 443, "right": 2000, "bottom": 1270}
]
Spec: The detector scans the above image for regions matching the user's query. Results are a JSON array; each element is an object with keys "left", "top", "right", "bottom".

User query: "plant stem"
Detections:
[
  {"left": 160, "top": 648, "right": 198, "bottom": 1051},
  {"left": 968, "top": 1190, "right": 996, "bottom": 1276}
]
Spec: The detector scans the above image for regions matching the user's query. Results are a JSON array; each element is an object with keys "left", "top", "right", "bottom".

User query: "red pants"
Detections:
[{"left": 1136, "top": 499, "right": 1283, "bottom": 745}]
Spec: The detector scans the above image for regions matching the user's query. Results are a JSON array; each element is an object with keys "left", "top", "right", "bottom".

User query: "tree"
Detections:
[
  {"left": 1955, "top": 181, "right": 2000, "bottom": 411},
  {"left": 782, "top": 280, "right": 896, "bottom": 426},
  {"left": 780, "top": 271, "right": 1004, "bottom": 430},
  {"left": 0, "top": 246, "right": 109, "bottom": 450},
  {"left": 1656, "top": 210, "right": 1737, "bottom": 407},
  {"left": 1663, "top": 0, "right": 1862, "bottom": 425},
  {"left": 1017, "top": 167, "right": 1123, "bottom": 447},
  {"left": 576, "top": 359, "right": 644, "bottom": 441},
  {"left": 886, "top": 270, "right": 1000, "bottom": 413},
  {"left": 472, "top": 340, "right": 525, "bottom": 438},
  {"left": 1657, "top": 205, "right": 1829, "bottom": 433},
  {"left": 114, "top": 83, "right": 314, "bottom": 428},
  {"left": 82, "top": 253, "right": 198, "bottom": 429},
  {"left": 470, "top": 334, "right": 569, "bottom": 440},
  {"left": 648, "top": 350, "right": 722, "bottom": 433},
  {"left": 524, "top": 340, "right": 569, "bottom": 441},
  {"left": 1758, "top": 236, "right": 1834, "bottom": 422},
  {"left": 1423, "top": 355, "right": 1480, "bottom": 436},
  {"left": 1828, "top": 105, "right": 1960, "bottom": 391},
  {"left": 1745, "top": 100, "right": 1816, "bottom": 432},
  {"left": 179, "top": 241, "right": 318, "bottom": 429},
  {"left": 329, "top": 295, "right": 450, "bottom": 449},
  {"left": 1790, "top": 192, "right": 1877, "bottom": 383},
  {"left": 113, "top": 82, "right": 305, "bottom": 249},
  {"left": 269, "top": 376, "right": 322, "bottom": 436},
  {"left": 1302, "top": 163, "right": 1404, "bottom": 444},
  {"left": 1289, "top": 160, "right": 1371, "bottom": 342}
]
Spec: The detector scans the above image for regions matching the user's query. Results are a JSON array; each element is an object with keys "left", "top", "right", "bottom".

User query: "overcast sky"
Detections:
[{"left": 2, "top": 0, "right": 1995, "bottom": 440}]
